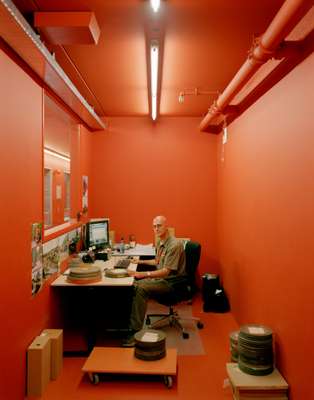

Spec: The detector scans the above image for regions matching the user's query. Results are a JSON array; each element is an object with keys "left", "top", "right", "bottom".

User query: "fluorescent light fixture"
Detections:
[
  {"left": 150, "top": 0, "right": 160, "bottom": 13},
  {"left": 150, "top": 41, "right": 159, "bottom": 121},
  {"left": 44, "top": 148, "right": 70, "bottom": 162}
]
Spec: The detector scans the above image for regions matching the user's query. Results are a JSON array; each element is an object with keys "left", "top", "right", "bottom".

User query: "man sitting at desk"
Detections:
[{"left": 123, "top": 215, "right": 186, "bottom": 347}]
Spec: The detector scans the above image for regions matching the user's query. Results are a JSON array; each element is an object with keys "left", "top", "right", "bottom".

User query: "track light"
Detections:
[
  {"left": 178, "top": 88, "right": 219, "bottom": 103},
  {"left": 150, "top": 0, "right": 160, "bottom": 13},
  {"left": 150, "top": 41, "right": 159, "bottom": 121}
]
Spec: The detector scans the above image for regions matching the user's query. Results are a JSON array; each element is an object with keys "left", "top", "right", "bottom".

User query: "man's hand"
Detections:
[
  {"left": 127, "top": 268, "right": 136, "bottom": 277},
  {"left": 127, "top": 268, "right": 147, "bottom": 279}
]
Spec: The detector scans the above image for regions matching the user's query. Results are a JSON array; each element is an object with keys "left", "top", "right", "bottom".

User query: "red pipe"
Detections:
[{"left": 199, "top": 0, "right": 313, "bottom": 132}]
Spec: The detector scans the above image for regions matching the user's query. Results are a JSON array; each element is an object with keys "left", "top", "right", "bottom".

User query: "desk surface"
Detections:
[
  {"left": 112, "top": 243, "right": 155, "bottom": 257},
  {"left": 51, "top": 257, "right": 137, "bottom": 287}
]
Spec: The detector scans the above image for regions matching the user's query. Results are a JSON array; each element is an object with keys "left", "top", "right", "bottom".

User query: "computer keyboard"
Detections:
[{"left": 114, "top": 258, "right": 131, "bottom": 269}]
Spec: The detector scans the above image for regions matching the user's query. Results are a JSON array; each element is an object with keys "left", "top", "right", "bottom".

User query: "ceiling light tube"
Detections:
[
  {"left": 150, "top": 0, "right": 160, "bottom": 13},
  {"left": 44, "top": 148, "right": 70, "bottom": 162},
  {"left": 150, "top": 41, "right": 159, "bottom": 121}
]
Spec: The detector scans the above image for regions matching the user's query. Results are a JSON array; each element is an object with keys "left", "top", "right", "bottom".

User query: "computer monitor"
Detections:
[{"left": 86, "top": 218, "right": 110, "bottom": 250}]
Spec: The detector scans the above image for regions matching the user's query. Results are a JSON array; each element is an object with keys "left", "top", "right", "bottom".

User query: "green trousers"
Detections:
[{"left": 129, "top": 278, "right": 173, "bottom": 332}]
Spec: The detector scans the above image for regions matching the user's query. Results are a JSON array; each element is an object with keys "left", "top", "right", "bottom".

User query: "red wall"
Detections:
[
  {"left": 79, "top": 124, "right": 92, "bottom": 212},
  {"left": 0, "top": 48, "right": 91, "bottom": 399},
  {"left": 0, "top": 49, "right": 50, "bottom": 400},
  {"left": 217, "top": 53, "right": 314, "bottom": 399},
  {"left": 89, "top": 117, "right": 219, "bottom": 274},
  {"left": 2, "top": 27, "right": 313, "bottom": 400},
  {"left": 70, "top": 124, "right": 92, "bottom": 219}
]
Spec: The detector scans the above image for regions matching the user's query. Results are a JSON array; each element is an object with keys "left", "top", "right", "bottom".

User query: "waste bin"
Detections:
[
  {"left": 202, "top": 273, "right": 220, "bottom": 299},
  {"left": 202, "top": 273, "right": 230, "bottom": 313}
]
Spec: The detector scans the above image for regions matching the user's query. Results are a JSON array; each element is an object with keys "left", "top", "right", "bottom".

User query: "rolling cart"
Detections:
[{"left": 82, "top": 347, "right": 177, "bottom": 388}]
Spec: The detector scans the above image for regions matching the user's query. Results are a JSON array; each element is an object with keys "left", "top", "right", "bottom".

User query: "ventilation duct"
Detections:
[{"left": 0, "top": 0, "right": 106, "bottom": 131}]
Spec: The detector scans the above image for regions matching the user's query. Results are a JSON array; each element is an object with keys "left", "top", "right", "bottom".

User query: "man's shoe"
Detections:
[{"left": 122, "top": 334, "right": 136, "bottom": 347}]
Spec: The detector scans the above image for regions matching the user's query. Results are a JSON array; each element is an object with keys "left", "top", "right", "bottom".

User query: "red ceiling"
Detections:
[{"left": 12, "top": 0, "right": 285, "bottom": 119}]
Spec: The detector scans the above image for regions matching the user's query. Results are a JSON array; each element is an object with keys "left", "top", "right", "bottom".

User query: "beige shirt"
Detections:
[{"left": 156, "top": 236, "right": 186, "bottom": 276}]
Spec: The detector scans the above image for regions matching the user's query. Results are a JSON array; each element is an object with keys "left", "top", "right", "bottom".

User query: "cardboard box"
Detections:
[
  {"left": 41, "top": 329, "right": 63, "bottom": 380},
  {"left": 27, "top": 335, "right": 51, "bottom": 396},
  {"left": 226, "top": 363, "right": 288, "bottom": 400}
]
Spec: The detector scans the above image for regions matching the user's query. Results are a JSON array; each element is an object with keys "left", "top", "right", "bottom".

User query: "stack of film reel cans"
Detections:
[
  {"left": 67, "top": 264, "right": 102, "bottom": 284},
  {"left": 134, "top": 329, "right": 166, "bottom": 361},
  {"left": 229, "top": 330, "right": 239, "bottom": 362},
  {"left": 237, "top": 324, "right": 274, "bottom": 376}
]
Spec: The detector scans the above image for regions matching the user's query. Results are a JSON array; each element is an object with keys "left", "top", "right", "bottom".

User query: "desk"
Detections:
[
  {"left": 51, "top": 258, "right": 137, "bottom": 287},
  {"left": 51, "top": 257, "right": 139, "bottom": 354},
  {"left": 52, "top": 246, "right": 156, "bottom": 353},
  {"left": 112, "top": 243, "right": 155, "bottom": 257}
]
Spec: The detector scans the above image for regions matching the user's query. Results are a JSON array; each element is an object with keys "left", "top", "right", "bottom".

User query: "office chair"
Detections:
[{"left": 145, "top": 241, "right": 204, "bottom": 339}]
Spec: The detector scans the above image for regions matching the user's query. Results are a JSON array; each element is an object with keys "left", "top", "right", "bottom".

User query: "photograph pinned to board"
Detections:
[
  {"left": 82, "top": 175, "right": 88, "bottom": 212},
  {"left": 31, "top": 222, "right": 43, "bottom": 296},
  {"left": 43, "top": 235, "right": 64, "bottom": 279}
]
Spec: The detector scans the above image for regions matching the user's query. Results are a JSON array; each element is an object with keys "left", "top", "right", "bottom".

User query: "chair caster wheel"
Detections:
[
  {"left": 163, "top": 375, "right": 173, "bottom": 388},
  {"left": 197, "top": 321, "right": 204, "bottom": 329},
  {"left": 182, "top": 331, "right": 189, "bottom": 339},
  {"left": 89, "top": 373, "right": 99, "bottom": 385}
]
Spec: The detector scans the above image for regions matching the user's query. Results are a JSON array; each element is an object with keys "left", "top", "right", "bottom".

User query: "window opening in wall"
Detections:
[
  {"left": 44, "top": 168, "right": 52, "bottom": 228},
  {"left": 64, "top": 172, "right": 71, "bottom": 222},
  {"left": 44, "top": 93, "right": 78, "bottom": 231}
]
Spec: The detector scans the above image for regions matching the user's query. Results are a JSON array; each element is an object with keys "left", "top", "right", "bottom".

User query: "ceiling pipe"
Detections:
[{"left": 199, "top": 0, "right": 313, "bottom": 133}]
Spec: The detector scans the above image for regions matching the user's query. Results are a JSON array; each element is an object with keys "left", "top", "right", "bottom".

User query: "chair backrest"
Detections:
[{"left": 184, "top": 241, "right": 201, "bottom": 295}]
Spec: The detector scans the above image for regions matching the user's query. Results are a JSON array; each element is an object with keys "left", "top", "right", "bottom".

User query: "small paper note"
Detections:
[
  {"left": 56, "top": 185, "right": 62, "bottom": 199},
  {"left": 141, "top": 332, "right": 159, "bottom": 342},
  {"left": 248, "top": 327, "right": 265, "bottom": 334}
]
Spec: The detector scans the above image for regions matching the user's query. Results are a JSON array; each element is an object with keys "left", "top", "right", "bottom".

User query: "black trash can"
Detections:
[
  {"left": 202, "top": 273, "right": 230, "bottom": 313},
  {"left": 202, "top": 274, "right": 220, "bottom": 299}
]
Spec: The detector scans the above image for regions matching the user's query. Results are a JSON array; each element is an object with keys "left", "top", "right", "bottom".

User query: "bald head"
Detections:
[{"left": 153, "top": 215, "right": 167, "bottom": 225}]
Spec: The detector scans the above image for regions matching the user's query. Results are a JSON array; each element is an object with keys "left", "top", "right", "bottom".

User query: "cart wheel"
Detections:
[
  {"left": 197, "top": 321, "right": 204, "bottom": 329},
  {"left": 163, "top": 375, "right": 173, "bottom": 388},
  {"left": 89, "top": 373, "right": 99, "bottom": 385},
  {"left": 182, "top": 331, "right": 189, "bottom": 339}
]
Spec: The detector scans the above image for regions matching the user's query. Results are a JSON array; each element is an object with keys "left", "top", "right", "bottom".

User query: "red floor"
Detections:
[{"left": 30, "top": 296, "right": 238, "bottom": 400}]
